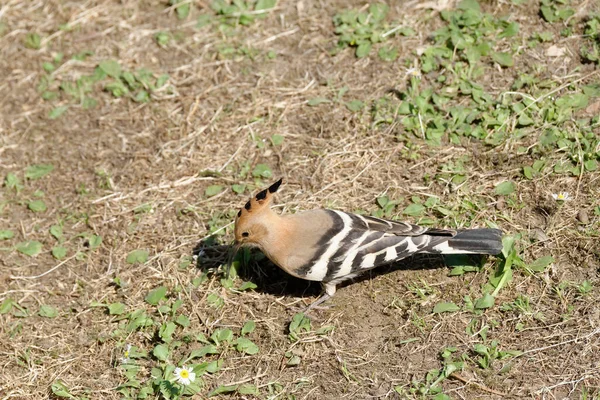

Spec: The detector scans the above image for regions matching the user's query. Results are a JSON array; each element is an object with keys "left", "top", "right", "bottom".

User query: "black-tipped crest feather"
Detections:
[{"left": 268, "top": 178, "right": 283, "bottom": 193}]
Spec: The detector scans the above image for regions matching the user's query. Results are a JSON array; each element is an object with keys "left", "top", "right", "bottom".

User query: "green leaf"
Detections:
[
  {"left": 0, "top": 298, "right": 14, "bottom": 314},
  {"left": 98, "top": 60, "right": 122, "bottom": 78},
  {"left": 88, "top": 235, "right": 102, "bottom": 249},
  {"left": 241, "top": 320, "right": 256, "bottom": 335},
  {"left": 528, "top": 255, "right": 554, "bottom": 272},
  {"left": 345, "top": 100, "right": 364, "bottom": 112},
  {"left": 51, "top": 246, "right": 67, "bottom": 260},
  {"left": 159, "top": 321, "right": 177, "bottom": 343},
  {"left": 403, "top": 203, "right": 425, "bottom": 217},
  {"left": 108, "top": 302, "right": 126, "bottom": 315},
  {"left": 39, "top": 305, "right": 58, "bottom": 318},
  {"left": 232, "top": 184, "right": 246, "bottom": 194},
  {"left": 355, "top": 42, "right": 372, "bottom": 58},
  {"left": 153, "top": 344, "right": 169, "bottom": 361},
  {"left": 126, "top": 249, "right": 149, "bottom": 264},
  {"left": 5, "top": 173, "right": 22, "bottom": 190},
  {"left": 205, "top": 185, "right": 223, "bottom": 197},
  {"left": 50, "top": 225, "right": 63, "bottom": 240},
  {"left": 51, "top": 380, "right": 76, "bottom": 399},
  {"left": 522, "top": 166, "right": 534, "bottom": 180},
  {"left": 16, "top": 241, "right": 43, "bottom": 256},
  {"left": 584, "top": 159, "right": 598, "bottom": 172},
  {"left": 271, "top": 134, "right": 284, "bottom": 146},
  {"left": 49, "top": 105, "right": 68, "bottom": 120},
  {"left": 491, "top": 52, "right": 514, "bottom": 67},
  {"left": 255, "top": 0, "right": 276, "bottom": 11},
  {"left": 25, "top": 164, "right": 54, "bottom": 180},
  {"left": 495, "top": 181, "right": 515, "bottom": 196},
  {"left": 307, "top": 97, "right": 331, "bottom": 106},
  {"left": 475, "top": 293, "right": 495, "bottom": 309},
  {"left": 238, "top": 384, "right": 259, "bottom": 395},
  {"left": 208, "top": 385, "right": 238, "bottom": 397},
  {"left": 211, "top": 328, "right": 233, "bottom": 345},
  {"left": 433, "top": 302, "right": 460, "bottom": 313},
  {"left": 0, "top": 230, "right": 14, "bottom": 240},
  {"left": 185, "top": 345, "right": 219, "bottom": 362},
  {"left": 28, "top": 199, "right": 47, "bottom": 212},
  {"left": 252, "top": 164, "right": 272, "bottom": 178},
  {"left": 175, "top": 314, "right": 190, "bottom": 327},
  {"left": 175, "top": 1, "right": 191, "bottom": 19},
  {"left": 145, "top": 286, "right": 167, "bottom": 305},
  {"left": 238, "top": 281, "right": 257, "bottom": 291},
  {"left": 235, "top": 337, "right": 259, "bottom": 354},
  {"left": 24, "top": 33, "right": 42, "bottom": 50},
  {"left": 378, "top": 46, "right": 398, "bottom": 61}
]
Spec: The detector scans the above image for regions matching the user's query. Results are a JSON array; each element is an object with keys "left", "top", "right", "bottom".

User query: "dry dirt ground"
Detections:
[{"left": 1, "top": 0, "right": 600, "bottom": 399}]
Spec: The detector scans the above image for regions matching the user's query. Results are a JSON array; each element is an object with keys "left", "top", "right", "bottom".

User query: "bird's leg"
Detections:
[{"left": 299, "top": 282, "right": 337, "bottom": 314}]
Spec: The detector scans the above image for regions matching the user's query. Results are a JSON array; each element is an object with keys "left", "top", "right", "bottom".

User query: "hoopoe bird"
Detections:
[{"left": 234, "top": 178, "right": 503, "bottom": 309}]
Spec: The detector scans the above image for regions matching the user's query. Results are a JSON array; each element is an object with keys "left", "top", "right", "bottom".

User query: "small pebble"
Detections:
[{"left": 577, "top": 209, "right": 589, "bottom": 224}]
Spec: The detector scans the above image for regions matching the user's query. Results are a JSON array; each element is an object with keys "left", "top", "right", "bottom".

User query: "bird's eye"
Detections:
[{"left": 242, "top": 232, "right": 249, "bottom": 237}]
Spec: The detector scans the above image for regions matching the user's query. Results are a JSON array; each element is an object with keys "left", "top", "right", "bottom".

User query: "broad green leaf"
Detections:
[
  {"left": 378, "top": 46, "right": 398, "bottom": 61},
  {"left": 50, "top": 225, "right": 63, "bottom": 240},
  {"left": 271, "top": 134, "right": 284, "bottom": 146},
  {"left": 307, "top": 97, "right": 330, "bottom": 106},
  {"left": 523, "top": 166, "right": 534, "bottom": 180},
  {"left": 345, "top": 100, "right": 364, "bottom": 112},
  {"left": 238, "top": 384, "right": 259, "bottom": 395},
  {"left": 126, "top": 249, "right": 149, "bottom": 264},
  {"left": 433, "top": 302, "right": 460, "bottom": 313},
  {"left": 185, "top": 345, "right": 219, "bottom": 362},
  {"left": 98, "top": 60, "right": 121, "bottom": 78},
  {"left": 205, "top": 185, "right": 223, "bottom": 197},
  {"left": 252, "top": 164, "right": 272, "bottom": 179},
  {"left": 235, "top": 337, "right": 259, "bottom": 354},
  {"left": 238, "top": 281, "right": 257, "bottom": 291},
  {"left": 211, "top": 328, "right": 233, "bottom": 345},
  {"left": 495, "top": 181, "right": 515, "bottom": 196},
  {"left": 28, "top": 200, "right": 47, "bottom": 212},
  {"left": 528, "top": 255, "right": 554, "bottom": 272},
  {"left": 108, "top": 302, "right": 126, "bottom": 315},
  {"left": 5, "top": 173, "right": 22, "bottom": 190},
  {"left": 255, "top": 0, "right": 276, "bottom": 11},
  {"left": 88, "top": 235, "right": 102, "bottom": 249},
  {"left": 0, "top": 298, "right": 14, "bottom": 314},
  {"left": 232, "top": 184, "right": 245, "bottom": 194},
  {"left": 355, "top": 42, "right": 372, "bottom": 58},
  {"left": 0, "top": 230, "right": 14, "bottom": 240},
  {"left": 39, "top": 305, "right": 58, "bottom": 318},
  {"left": 584, "top": 160, "right": 598, "bottom": 171},
  {"left": 51, "top": 246, "right": 67, "bottom": 260},
  {"left": 153, "top": 344, "right": 169, "bottom": 361},
  {"left": 145, "top": 286, "right": 167, "bottom": 305},
  {"left": 403, "top": 203, "right": 425, "bottom": 217},
  {"left": 208, "top": 385, "right": 237, "bottom": 397},
  {"left": 16, "top": 241, "right": 43, "bottom": 256},
  {"left": 25, "top": 164, "right": 54, "bottom": 179},
  {"left": 492, "top": 52, "right": 514, "bottom": 67},
  {"left": 175, "top": 314, "right": 190, "bottom": 327},
  {"left": 241, "top": 320, "right": 256, "bottom": 335},
  {"left": 159, "top": 321, "right": 177, "bottom": 343},
  {"left": 475, "top": 293, "right": 495, "bottom": 309},
  {"left": 49, "top": 106, "right": 68, "bottom": 120},
  {"left": 51, "top": 380, "right": 76, "bottom": 399}
]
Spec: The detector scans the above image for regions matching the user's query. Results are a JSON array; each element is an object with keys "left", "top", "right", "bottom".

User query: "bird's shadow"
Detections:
[{"left": 193, "top": 236, "right": 489, "bottom": 299}]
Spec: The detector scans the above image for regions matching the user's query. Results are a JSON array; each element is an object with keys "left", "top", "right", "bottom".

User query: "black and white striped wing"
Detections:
[{"left": 297, "top": 210, "right": 452, "bottom": 284}]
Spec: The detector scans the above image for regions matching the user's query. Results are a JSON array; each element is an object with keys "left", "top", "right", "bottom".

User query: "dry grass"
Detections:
[{"left": 1, "top": 0, "right": 600, "bottom": 399}]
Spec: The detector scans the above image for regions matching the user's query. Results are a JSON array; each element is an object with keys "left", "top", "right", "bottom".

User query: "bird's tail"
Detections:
[{"left": 433, "top": 228, "right": 503, "bottom": 255}]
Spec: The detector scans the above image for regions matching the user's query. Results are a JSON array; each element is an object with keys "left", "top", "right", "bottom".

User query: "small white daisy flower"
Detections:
[
  {"left": 121, "top": 344, "right": 132, "bottom": 364},
  {"left": 405, "top": 67, "right": 422, "bottom": 78},
  {"left": 551, "top": 192, "right": 571, "bottom": 201},
  {"left": 174, "top": 365, "right": 196, "bottom": 386}
]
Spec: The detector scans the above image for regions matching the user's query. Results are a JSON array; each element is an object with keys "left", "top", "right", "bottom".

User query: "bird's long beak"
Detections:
[{"left": 225, "top": 241, "right": 242, "bottom": 278}]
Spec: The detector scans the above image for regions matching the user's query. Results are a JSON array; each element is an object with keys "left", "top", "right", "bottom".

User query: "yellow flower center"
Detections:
[
  {"left": 124, "top": 351, "right": 129, "bottom": 358},
  {"left": 180, "top": 370, "right": 189, "bottom": 379}
]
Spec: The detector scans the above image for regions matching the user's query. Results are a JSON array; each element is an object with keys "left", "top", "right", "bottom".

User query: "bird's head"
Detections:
[{"left": 234, "top": 178, "right": 283, "bottom": 247}]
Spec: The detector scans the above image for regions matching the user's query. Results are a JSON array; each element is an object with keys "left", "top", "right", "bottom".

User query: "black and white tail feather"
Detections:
[{"left": 298, "top": 210, "right": 502, "bottom": 308}]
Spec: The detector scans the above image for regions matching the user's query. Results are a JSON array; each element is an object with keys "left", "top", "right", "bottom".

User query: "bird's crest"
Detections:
[{"left": 237, "top": 178, "right": 282, "bottom": 218}]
